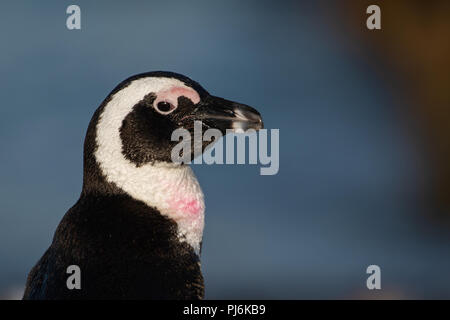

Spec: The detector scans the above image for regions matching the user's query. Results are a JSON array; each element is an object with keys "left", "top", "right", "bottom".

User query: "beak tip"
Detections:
[
  {"left": 198, "top": 95, "right": 264, "bottom": 132},
  {"left": 232, "top": 105, "right": 264, "bottom": 131}
]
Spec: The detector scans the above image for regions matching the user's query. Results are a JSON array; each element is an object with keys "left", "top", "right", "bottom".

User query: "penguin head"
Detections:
[
  {"left": 96, "top": 71, "right": 263, "bottom": 166},
  {"left": 83, "top": 72, "right": 263, "bottom": 253}
]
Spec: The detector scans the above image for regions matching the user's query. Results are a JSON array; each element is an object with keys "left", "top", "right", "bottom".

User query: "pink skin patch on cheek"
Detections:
[{"left": 169, "top": 197, "right": 202, "bottom": 216}]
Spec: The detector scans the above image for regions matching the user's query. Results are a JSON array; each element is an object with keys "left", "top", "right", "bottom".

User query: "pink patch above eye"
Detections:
[{"left": 155, "top": 86, "right": 200, "bottom": 107}]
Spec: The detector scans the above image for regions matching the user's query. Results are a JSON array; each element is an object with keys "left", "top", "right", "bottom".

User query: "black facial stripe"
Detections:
[
  {"left": 174, "top": 96, "right": 196, "bottom": 116},
  {"left": 119, "top": 94, "right": 178, "bottom": 166}
]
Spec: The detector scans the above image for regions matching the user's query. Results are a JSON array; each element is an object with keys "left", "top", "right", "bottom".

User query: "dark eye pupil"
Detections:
[{"left": 157, "top": 101, "right": 172, "bottom": 112}]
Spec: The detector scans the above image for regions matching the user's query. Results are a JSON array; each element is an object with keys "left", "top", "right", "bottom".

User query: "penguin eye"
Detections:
[{"left": 155, "top": 101, "right": 176, "bottom": 114}]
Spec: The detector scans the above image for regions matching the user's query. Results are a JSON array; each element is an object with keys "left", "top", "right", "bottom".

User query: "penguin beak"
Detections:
[{"left": 194, "top": 95, "right": 264, "bottom": 133}]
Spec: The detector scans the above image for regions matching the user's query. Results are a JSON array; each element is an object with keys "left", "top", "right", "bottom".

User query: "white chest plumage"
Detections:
[{"left": 94, "top": 77, "right": 205, "bottom": 254}]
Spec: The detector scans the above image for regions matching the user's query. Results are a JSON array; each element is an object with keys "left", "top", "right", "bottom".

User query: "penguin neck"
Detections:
[
  {"left": 84, "top": 156, "right": 205, "bottom": 254},
  {"left": 81, "top": 109, "right": 205, "bottom": 254}
]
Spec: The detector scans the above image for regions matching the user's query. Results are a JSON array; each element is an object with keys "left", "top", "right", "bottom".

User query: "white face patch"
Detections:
[{"left": 94, "top": 77, "right": 205, "bottom": 254}]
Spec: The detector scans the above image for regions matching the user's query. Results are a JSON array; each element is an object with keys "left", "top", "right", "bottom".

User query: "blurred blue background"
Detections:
[{"left": 1, "top": 0, "right": 450, "bottom": 299}]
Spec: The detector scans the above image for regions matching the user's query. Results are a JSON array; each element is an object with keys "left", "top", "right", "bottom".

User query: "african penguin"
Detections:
[{"left": 23, "top": 71, "right": 263, "bottom": 300}]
